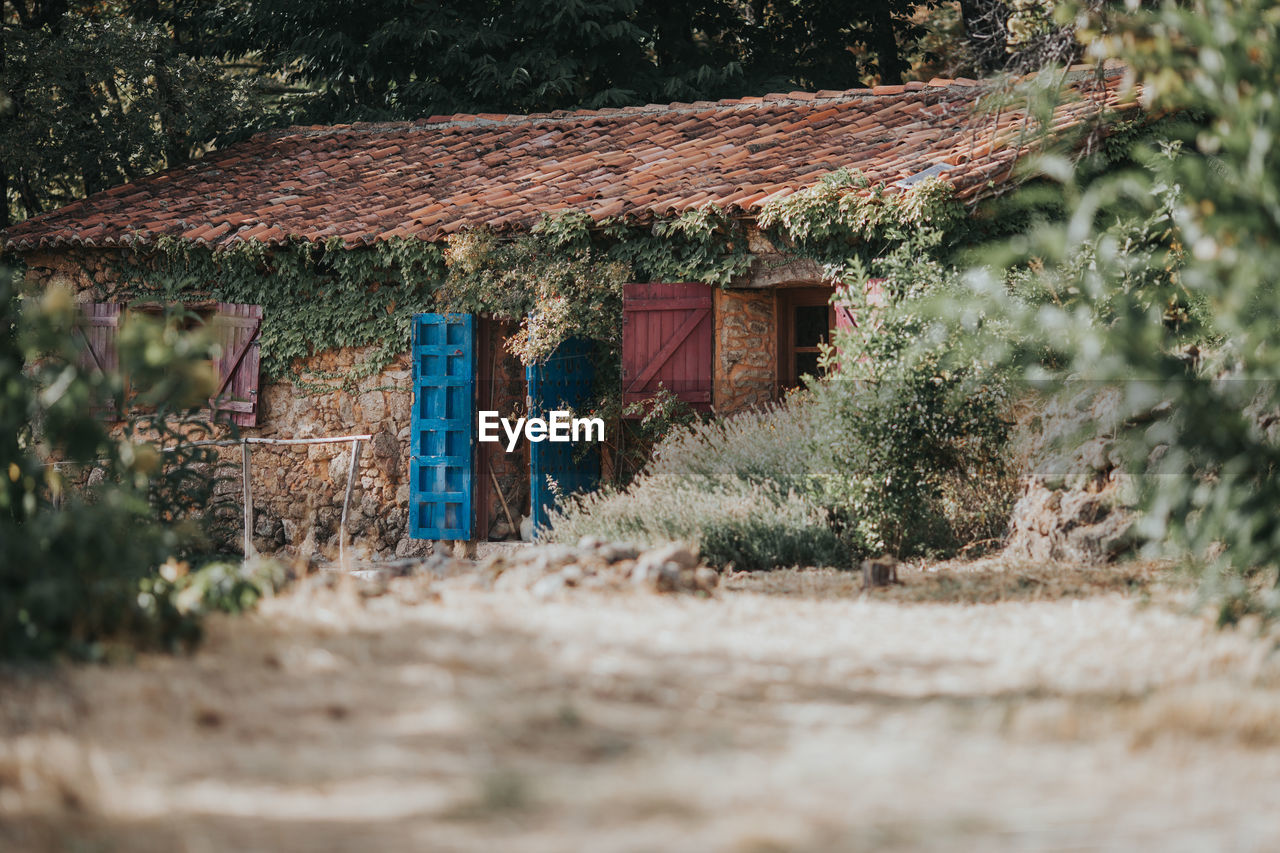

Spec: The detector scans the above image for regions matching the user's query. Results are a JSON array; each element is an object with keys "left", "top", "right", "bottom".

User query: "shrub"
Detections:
[
  {"left": 1, "top": 277, "right": 230, "bottom": 660},
  {"left": 931, "top": 0, "right": 1280, "bottom": 620},
  {"left": 549, "top": 316, "right": 1013, "bottom": 569},
  {"left": 547, "top": 398, "right": 847, "bottom": 570},
  {"left": 810, "top": 242, "right": 1015, "bottom": 559}
]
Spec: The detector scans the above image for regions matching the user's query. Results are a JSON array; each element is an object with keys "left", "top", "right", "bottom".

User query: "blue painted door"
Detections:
[
  {"left": 527, "top": 337, "right": 600, "bottom": 535},
  {"left": 410, "top": 313, "right": 474, "bottom": 540}
]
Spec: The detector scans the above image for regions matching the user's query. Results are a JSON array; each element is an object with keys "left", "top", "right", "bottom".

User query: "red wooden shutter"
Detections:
[
  {"left": 834, "top": 302, "right": 856, "bottom": 333},
  {"left": 74, "top": 303, "right": 122, "bottom": 415},
  {"left": 622, "top": 282, "right": 713, "bottom": 415},
  {"left": 209, "top": 303, "right": 262, "bottom": 426},
  {"left": 832, "top": 278, "right": 885, "bottom": 371}
]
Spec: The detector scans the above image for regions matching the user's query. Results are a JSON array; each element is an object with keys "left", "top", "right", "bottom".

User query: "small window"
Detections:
[{"left": 777, "top": 287, "right": 836, "bottom": 393}]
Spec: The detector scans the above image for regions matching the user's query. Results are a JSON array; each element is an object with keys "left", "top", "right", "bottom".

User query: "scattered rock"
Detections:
[
  {"left": 598, "top": 543, "right": 639, "bottom": 564},
  {"left": 334, "top": 540, "right": 714, "bottom": 599},
  {"left": 394, "top": 537, "right": 431, "bottom": 559},
  {"left": 530, "top": 573, "right": 568, "bottom": 599},
  {"left": 693, "top": 567, "right": 720, "bottom": 592},
  {"left": 485, "top": 540, "right": 711, "bottom": 596},
  {"left": 635, "top": 544, "right": 699, "bottom": 573},
  {"left": 350, "top": 569, "right": 390, "bottom": 597},
  {"left": 1005, "top": 389, "right": 1137, "bottom": 564}
]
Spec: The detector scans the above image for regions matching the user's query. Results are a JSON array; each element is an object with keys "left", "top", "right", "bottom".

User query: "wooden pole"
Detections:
[
  {"left": 339, "top": 438, "right": 363, "bottom": 568},
  {"left": 490, "top": 465, "right": 517, "bottom": 533},
  {"left": 241, "top": 442, "right": 255, "bottom": 560}
]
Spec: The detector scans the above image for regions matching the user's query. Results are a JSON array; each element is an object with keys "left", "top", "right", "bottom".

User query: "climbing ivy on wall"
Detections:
[
  {"left": 113, "top": 179, "right": 968, "bottom": 390},
  {"left": 128, "top": 236, "right": 446, "bottom": 389},
  {"left": 755, "top": 170, "right": 966, "bottom": 266},
  {"left": 433, "top": 207, "right": 753, "bottom": 365}
]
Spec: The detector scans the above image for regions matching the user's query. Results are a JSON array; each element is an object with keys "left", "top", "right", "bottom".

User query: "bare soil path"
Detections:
[{"left": 4, "top": 564, "right": 1280, "bottom": 852}]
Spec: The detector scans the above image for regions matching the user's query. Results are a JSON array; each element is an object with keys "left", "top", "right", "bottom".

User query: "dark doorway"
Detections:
[{"left": 776, "top": 286, "right": 836, "bottom": 394}]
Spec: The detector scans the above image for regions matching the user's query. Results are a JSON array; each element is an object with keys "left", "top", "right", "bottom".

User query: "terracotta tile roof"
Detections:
[{"left": 3, "top": 66, "right": 1138, "bottom": 252}]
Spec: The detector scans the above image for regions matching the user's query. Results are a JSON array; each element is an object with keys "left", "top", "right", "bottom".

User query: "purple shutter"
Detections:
[{"left": 209, "top": 303, "right": 263, "bottom": 426}]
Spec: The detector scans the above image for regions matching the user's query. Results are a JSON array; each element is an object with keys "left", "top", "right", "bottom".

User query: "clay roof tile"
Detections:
[{"left": 3, "top": 67, "right": 1136, "bottom": 251}]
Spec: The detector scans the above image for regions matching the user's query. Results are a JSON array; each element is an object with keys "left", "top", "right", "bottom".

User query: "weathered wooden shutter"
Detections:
[
  {"left": 208, "top": 303, "right": 263, "bottom": 426},
  {"left": 74, "top": 303, "right": 122, "bottom": 415},
  {"left": 621, "top": 282, "right": 713, "bottom": 415},
  {"left": 834, "top": 302, "right": 856, "bottom": 334},
  {"left": 410, "top": 313, "right": 474, "bottom": 541},
  {"left": 833, "top": 278, "right": 886, "bottom": 330},
  {"left": 74, "top": 303, "right": 121, "bottom": 375}
]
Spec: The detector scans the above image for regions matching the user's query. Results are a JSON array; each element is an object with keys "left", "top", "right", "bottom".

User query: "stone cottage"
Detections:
[{"left": 2, "top": 65, "right": 1135, "bottom": 558}]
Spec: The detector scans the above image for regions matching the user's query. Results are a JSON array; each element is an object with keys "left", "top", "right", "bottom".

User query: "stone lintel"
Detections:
[{"left": 732, "top": 255, "right": 826, "bottom": 289}]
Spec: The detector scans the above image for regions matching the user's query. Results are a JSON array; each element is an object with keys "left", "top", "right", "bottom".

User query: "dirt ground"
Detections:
[{"left": 4, "top": 560, "right": 1280, "bottom": 852}]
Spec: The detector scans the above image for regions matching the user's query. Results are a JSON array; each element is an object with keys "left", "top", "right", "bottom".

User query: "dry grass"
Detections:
[
  {"left": 3, "top": 559, "right": 1280, "bottom": 852},
  {"left": 724, "top": 558, "right": 1190, "bottom": 604}
]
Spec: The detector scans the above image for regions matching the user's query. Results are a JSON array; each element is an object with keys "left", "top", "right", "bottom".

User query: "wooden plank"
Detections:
[
  {"left": 623, "top": 297, "right": 712, "bottom": 312},
  {"left": 625, "top": 307, "right": 709, "bottom": 393},
  {"left": 621, "top": 282, "right": 714, "bottom": 413},
  {"left": 242, "top": 442, "right": 255, "bottom": 559}
]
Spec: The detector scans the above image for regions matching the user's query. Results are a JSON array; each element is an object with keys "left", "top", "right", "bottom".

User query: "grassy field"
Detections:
[{"left": 3, "top": 559, "right": 1279, "bottom": 852}]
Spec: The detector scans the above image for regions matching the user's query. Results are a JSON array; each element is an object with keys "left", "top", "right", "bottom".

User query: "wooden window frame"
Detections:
[{"left": 775, "top": 285, "right": 836, "bottom": 395}]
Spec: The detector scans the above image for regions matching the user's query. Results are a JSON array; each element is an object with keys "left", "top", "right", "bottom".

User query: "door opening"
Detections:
[{"left": 776, "top": 286, "right": 836, "bottom": 394}]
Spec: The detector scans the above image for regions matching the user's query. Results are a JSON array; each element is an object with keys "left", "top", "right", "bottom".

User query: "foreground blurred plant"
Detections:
[
  {"left": 1, "top": 276, "right": 238, "bottom": 659},
  {"left": 934, "top": 0, "right": 1280, "bottom": 620}
]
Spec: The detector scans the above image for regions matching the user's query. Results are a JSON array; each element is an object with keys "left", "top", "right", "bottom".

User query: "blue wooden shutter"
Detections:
[
  {"left": 527, "top": 337, "right": 600, "bottom": 535},
  {"left": 410, "top": 313, "right": 474, "bottom": 540}
]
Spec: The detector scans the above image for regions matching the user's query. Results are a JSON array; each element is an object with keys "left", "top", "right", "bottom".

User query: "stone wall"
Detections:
[
  {"left": 19, "top": 248, "right": 126, "bottom": 298},
  {"left": 20, "top": 245, "right": 836, "bottom": 549},
  {"left": 17, "top": 247, "right": 532, "bottom": 560},
  {"left": 248, "top": 346, "right": 417, "bottom": 559},
  {"left": 713, "top": 287, "right": 776, "bottom": 413}
]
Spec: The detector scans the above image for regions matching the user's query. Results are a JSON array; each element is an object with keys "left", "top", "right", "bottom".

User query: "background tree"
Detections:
[
  {"left": 0, "top": 1, "right": 260, "bottom": 226},
  {"left": 0, "top": 0, "right": 1109, "bottom": 227},
  {"left": 211, "top": 0, "right": 940, "bottom": 124},
  {"left": 937, "top": 0, "right": 1280, "bottom": 621}
]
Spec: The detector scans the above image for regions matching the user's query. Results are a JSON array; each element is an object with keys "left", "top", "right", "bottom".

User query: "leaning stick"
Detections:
[{"left": 489, "top": 465, "right": 517, "bottom": 533}]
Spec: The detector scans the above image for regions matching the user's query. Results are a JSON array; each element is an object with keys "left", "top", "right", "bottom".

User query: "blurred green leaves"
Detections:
[{"left": 1, "top": 274, "right": 236, "bottom": 659}]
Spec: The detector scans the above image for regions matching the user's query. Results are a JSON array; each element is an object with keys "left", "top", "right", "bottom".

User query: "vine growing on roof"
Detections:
[{"left": 110, "top": 182, "right": 965, "bottom": 390}]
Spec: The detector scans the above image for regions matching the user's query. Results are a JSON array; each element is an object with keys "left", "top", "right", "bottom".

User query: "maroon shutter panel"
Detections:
[
  {"left": 622, "top": 282, "right": 713, "bottom": 416},
  {"left": 832, "top": 278, "right": 885, "bottom": 371},
  {"left": 209, "top": 303, "right": 262, "bottom": 426},
  {"left": 75, "top": 303, "right": 122, "bottom": 415},
  {"left": 834, "top": 303, "right": 856, "bottom": 332},
  {"left": 832, "top": 300, "right": 856, "bottom": 376}
]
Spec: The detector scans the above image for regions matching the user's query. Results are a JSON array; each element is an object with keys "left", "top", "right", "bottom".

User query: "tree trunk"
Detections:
[{"left": 869, "top": 7, "right": 905, "bottom": 85}]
